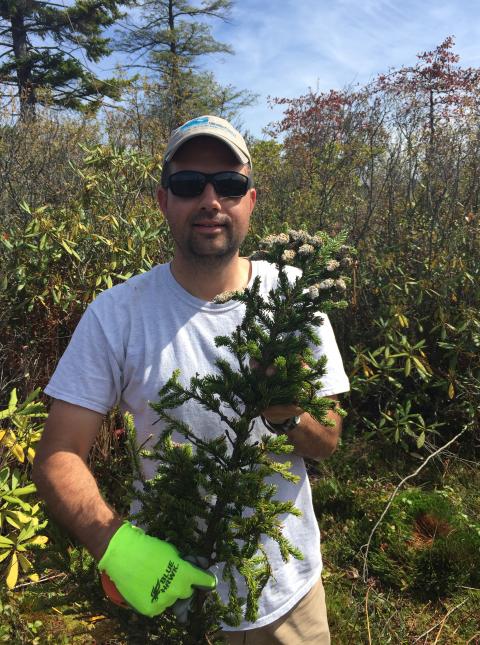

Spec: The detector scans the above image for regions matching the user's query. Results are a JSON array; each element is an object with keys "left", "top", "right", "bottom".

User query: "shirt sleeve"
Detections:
[
  {"left": 44, "top": 302, "right": 123, "bottom": 414},
  {"left": 280, "top": 263, "right": 349, "bottom": 397},
  {"left": 311, "top": 313, "right": 350, "bottom": 396}
]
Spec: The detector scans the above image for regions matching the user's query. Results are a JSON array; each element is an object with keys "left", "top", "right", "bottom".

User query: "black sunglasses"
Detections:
[{"left": 165, "top": 170, "right": 252, "bottom": 198}]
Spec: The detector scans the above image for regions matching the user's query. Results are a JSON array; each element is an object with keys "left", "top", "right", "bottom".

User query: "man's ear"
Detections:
[
  {"left": 157, "top": 185, "right": 168, "bottom": 215},
  {"left": 249, "top": 188, "right": 257, "bottom": 213}
]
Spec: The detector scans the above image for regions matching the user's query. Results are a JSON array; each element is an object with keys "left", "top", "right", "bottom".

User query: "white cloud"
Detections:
[
  {"left": 99, "top": 0, "right": 480, "bottom": 137},
  {"left": 200, "top": 0, "right": 480, "bottom": 136}
]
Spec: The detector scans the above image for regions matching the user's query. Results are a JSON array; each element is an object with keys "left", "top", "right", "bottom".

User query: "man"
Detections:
[{"left": 33, "top": 115, "right": 349, "bottom": 643}]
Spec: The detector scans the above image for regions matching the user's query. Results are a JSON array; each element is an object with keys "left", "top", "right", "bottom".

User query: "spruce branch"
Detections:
[{"left": 132, "top": 229, "right": 354, "bottom": 643}]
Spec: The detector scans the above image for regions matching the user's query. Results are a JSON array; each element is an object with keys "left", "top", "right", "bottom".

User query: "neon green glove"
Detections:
[{"left": 98, "top": 522, "right": 216, "bottom": 617}]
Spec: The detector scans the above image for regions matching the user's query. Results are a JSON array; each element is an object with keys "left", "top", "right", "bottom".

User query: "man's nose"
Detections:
[{"left": 198, "top": 181, "right": 222, "bottom": 209}]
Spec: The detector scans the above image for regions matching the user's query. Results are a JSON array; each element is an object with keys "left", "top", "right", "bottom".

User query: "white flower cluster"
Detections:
[
  {"left": 262, "top": 233, "right": 290, "bottom": 246},
  {"left": 213, "top": 289, "right": 244, "bottom": 304},
  {"left": 287, "top": 229, "right": 310, "bottom": 243},
  {"left": 326, "top": 259, "right": 340, "bottom": 272},
  {"left": 318, "top": 278, "right": 335, "bottom": 290},
  {"left": 281, "top": 249, "right": 296, "bottom": 262},
  {"left": 312, "top": 278, "right": 347, "bottom": 293},
  {"left": 298, "top": 243, "right": 315, "bottom": 256},
  {"left": 259, "top": 230, "right": 326, "bottom": 252},
  {"left": 308, "top": 278, "right": 348, "bottom": 300},
  {"left": 249, "top": 229, "right": 352, "bottom": 302},
  {"left": 308, "top": 285, "right": 319, "bottom": 300}
]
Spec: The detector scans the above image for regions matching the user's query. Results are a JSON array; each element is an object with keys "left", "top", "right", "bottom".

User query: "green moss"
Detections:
[{"left": 313, "top": 467, "right": 480, "bottom": 600}]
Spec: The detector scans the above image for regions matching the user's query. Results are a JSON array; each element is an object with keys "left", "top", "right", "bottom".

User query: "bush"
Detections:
[
  {"left": 0, "top": 112, "right": 98, "bottom": 227},
  {"left": 0, "top": 146, "right": 171, "bottom": 397},
  {"left": 0, "top": 390, "right": 49, "bottom": 591}
]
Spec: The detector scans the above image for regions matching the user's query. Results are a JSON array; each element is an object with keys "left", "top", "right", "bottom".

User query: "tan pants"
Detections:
[{"left": 221, "top": 577, "right": 330, "bottom": 644}]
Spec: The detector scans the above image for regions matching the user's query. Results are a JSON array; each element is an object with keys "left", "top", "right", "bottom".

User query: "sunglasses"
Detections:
[{"left": 165, "top": 170, "right": 252, "bottom": 198}]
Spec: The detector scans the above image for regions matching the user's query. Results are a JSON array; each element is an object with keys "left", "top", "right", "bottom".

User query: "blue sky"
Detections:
[
  {"left": 203, "top": 0, "right": 480, "bottom": 136},
  {"left": 105, "top": 0, "right": 480, "bottom": 138}
]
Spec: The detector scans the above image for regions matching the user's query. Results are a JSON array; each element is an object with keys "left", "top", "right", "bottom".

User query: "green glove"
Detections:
[{"left": 98, "top": 522, "right": 216, "bottom": 617}]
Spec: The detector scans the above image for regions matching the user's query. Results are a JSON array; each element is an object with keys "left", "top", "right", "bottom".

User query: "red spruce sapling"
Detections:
[{"left": 131, "top": 230, "right": 353, "bottom": 642}]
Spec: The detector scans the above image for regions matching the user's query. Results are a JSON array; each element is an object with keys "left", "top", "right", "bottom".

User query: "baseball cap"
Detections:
[{"left": 163, "top": 115, "right": 251, "bottom": 166}]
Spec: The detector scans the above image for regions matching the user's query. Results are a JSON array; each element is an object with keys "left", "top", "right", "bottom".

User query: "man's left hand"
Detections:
[
  {"left": 261, "top": 403, "right": 304, "bottom": 425},
  {"left": 249, "top": 357, "right": 305, "bottom": 424}
]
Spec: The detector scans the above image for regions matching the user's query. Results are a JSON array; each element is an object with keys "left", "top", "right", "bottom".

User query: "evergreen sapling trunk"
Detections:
[{"left": 132, "top": 230, "right": 353, "bottom": 643}]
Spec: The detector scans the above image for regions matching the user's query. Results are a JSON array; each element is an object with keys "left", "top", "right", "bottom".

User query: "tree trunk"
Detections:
[
  {"left": 167, "top": 0, "right": 182, "bottom": 129},
  {"left": 10, "top": 1, "right": 36, "bottom": 119}
]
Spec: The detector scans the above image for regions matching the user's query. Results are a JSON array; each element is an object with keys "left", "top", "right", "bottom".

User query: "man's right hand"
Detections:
[{"left": 98, "top": 522, "right": 217, "bottom": 617}]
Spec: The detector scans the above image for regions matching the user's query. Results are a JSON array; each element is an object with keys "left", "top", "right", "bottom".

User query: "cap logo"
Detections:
[
  {"left": 179, "top": 116, "right": 209, "bottom": 131},
  {"left": 178, "top": 116, "right": 237, "bottom": 139}
]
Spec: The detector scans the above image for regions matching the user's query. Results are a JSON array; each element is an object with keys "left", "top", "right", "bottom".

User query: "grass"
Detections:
[{"left": 324, "top": 567, "right": 480, "bottom": 644}]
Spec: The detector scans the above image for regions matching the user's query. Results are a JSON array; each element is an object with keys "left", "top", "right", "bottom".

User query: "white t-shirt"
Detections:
[{"left": 45, "top": 260, "right": 350, "bottom": 631}]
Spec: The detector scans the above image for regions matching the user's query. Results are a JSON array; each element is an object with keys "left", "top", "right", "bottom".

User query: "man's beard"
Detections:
[{"left": 174, "top": 214, "right": 244, "bottom": 266}]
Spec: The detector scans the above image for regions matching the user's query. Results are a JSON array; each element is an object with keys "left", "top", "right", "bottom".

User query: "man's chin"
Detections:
[{"left": 187, "top": 238, "right": 240, "bottom": 260}]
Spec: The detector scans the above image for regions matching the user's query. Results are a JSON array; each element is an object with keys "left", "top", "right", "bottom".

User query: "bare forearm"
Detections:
[
  {"left": 287, "top": 410, "right": 342, "bottom": 460},
  {"left": 262, "top": 395, "right": 343, "bottom": 460},
  {"left": 33, "top": 452, "right": 123, "bottom": 561}
]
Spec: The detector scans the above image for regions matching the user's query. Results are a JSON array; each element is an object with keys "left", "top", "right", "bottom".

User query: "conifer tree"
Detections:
[
  {"left": 116, "top": 0, "right": 252, "bottom": 130},
  {"left": 137, "top": 70, "right": 256, "bottom": 140},
  {"left": 132, "top": 230, "right": 353, "bottom": 643},
  {"left": 0, "top": 0, "right": 131, "bottom": 118}
]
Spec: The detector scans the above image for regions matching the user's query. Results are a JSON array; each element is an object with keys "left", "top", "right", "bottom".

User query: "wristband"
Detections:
[{"left": 261, "top": 414, "right": 301, "bottom": 434}]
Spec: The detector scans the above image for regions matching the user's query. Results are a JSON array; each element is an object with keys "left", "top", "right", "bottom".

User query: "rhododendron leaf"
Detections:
[{"left": 6, "top": 552, "right": 18, "bottom": 589}]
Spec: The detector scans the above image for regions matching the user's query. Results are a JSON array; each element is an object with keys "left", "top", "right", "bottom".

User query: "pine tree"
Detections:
[
  {"left": 132, "top": 230, "right": 353, "bottom": 643},
  {"left": 0, "top": 0, "right": 131, "bottom": 118},
  {"left": 141, "top": 69, "right": 256, "bottom": 135},
  {"left": 116, "top": 0, "right": 251, "bottom": 130}
]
